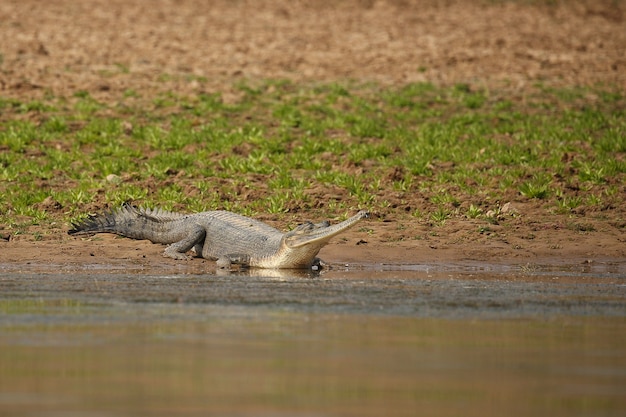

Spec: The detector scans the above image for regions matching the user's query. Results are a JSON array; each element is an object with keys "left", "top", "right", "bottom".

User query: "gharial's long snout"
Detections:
[{"left": 284, "top": 210, "right": 369, "bottom": 248}]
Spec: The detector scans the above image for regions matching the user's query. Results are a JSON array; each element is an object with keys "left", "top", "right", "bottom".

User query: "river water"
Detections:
[{"left": 1, "top": 262, "right": 625, "bottom": 416}]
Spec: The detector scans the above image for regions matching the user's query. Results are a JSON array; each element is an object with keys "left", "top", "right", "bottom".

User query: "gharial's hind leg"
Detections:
[
  {"left": 163, "top": 225, "right": 206, "bottom": 260},
  {"left": 191, "top": 243, "right": 204, "bottom": 258}
]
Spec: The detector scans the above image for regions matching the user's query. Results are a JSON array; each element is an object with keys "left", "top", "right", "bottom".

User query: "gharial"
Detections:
[{"left": 68, "top": 204, "right": 369, "bottom": 269}]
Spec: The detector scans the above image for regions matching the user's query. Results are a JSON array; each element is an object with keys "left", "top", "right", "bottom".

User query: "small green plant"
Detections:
[
  {"left": 466, "top": 204, "right": 482, "bottom": 219},
  {"left": 555, "top": 196, "right": 582, "bottom": 214},
  {"left": 586, "top": 193, "right": 603, "bottom": 207},
  {"left": 519, "top": 174, "right": 551, "bottom": 199},
  {"left": 430, "top": 207, "right": 450, "bottom": 226},
  {"left": 265, "top": 193, "right": 290, "bottom": 214},
  {"left": 430, "top": 189, "right": 460, "bottom": 207},
  {"left": 358, "top": 227, "right": 374, "bottom": 235},
  {"left": 577, "top": 162, "right": 606, "bottom": 184},
  {"left": 478, "top": 225, "right": 492, "bottom": 234}
]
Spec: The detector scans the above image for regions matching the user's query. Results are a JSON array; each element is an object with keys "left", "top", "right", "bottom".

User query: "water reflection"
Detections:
[
  {"left": 0, "top": 267, "right": 625, "bottom": 416},
  {"left": 215, "top": 266, "right": 321, "bottom": 279}
]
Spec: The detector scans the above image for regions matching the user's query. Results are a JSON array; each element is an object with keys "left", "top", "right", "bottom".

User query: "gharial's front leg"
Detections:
[
  {"left": 216, "top": 253, "right": 252, "bottom": 269},
  {"left": 162, "top": 225, "right": 206, "bottom": 260}
]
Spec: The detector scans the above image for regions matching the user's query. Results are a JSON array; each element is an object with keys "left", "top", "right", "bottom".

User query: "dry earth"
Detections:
[{"left": 1, "top": 0, "right": 625, "bottom": 272}]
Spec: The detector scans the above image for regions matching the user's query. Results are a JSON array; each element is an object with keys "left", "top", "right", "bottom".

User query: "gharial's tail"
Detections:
[
  {"left": 68, "top": 203, "right": 139, "bottom": 236},
  {"left": 68, "top": 203, "right": 184, "bottom": 237}
]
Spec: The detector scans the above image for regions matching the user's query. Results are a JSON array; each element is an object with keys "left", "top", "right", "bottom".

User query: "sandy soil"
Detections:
[{"left": 1, "top": 0, "right": 625, "bottom": 271}]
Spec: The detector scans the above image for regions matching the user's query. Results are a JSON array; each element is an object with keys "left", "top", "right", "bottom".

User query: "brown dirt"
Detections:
[{"left": 1, "top": 0, "right": 625, "bottom": 272}]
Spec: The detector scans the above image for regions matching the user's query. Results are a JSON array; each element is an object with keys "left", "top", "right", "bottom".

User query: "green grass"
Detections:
[{"left": 0, "top": 80, "right": 624, "bottom": 232}]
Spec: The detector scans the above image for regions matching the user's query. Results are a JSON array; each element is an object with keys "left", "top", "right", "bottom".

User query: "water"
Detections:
[{"left": 1, "top": 263, "right": 625, "bottom": 416}]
